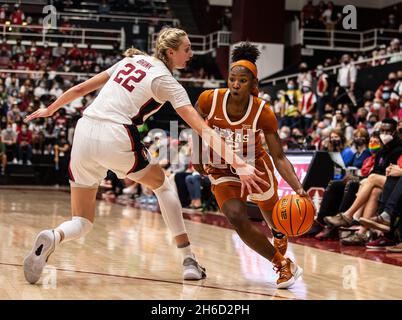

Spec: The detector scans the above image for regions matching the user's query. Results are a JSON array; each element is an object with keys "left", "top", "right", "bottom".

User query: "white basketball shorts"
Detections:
[{"left": 68, "top": 116, "right": 151, "bottom": 188}]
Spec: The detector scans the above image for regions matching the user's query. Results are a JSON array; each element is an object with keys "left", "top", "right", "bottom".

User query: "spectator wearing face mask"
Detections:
[
  {"left": 325, "top": 128, "right": 354, "bottom": 168},
  {"left": 366, "top": 114, "right": 380, "bottom": 135},
  {"left": 375, "top": 75, "right": 396, "bottom": 101},
  {"left": 332, "top": 110, "right": 354, "bottom": 142},
  {"left": 372, "top": 119, "right": 402, "bottom": 175},
  {"left": 278, "top": 126, "right": 294, "bottom": 151},
  {"left": 296, "top": 62, "right": 312, "bottom": 89},
  {"left": 281, "top": 80, "right": 302, "bottom": 129},
  {"left": 1, "top": 123, "right": 18, "bottom": 163},
  {"left": 299, "top": 80, "right": 316, "bottom": 132},
  {"left": 17, "top": 123, "right": 33, "bottom": 165},
  {"left": 315, "top": 65, "right": 330, "bottom": 120},
  {"left": 349, "top": 128, "right": 371, "bottom": 170},
  {"left": 369, "top": 98, "right": 391, "bottom": 121}
]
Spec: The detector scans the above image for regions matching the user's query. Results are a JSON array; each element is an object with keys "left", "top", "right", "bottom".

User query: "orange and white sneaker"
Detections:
[
  {"left": 273, "top": 236, "right": 288, "bottom": 256},
  {"left": 274, "top": 258, "right": 303, "bottom": 289}
]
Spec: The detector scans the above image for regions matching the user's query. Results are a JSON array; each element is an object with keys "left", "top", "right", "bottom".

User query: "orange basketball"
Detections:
[{"left": 272, "top": 194, "right": 315, "bottom": 236}]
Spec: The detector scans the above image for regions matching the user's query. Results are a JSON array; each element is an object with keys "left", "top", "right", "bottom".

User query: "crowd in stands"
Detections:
[{"left": 300, "top": 1, "right": 401, "bottom": 31}]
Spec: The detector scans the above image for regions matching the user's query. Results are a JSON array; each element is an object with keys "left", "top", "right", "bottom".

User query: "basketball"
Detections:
[{"left": 272, "top": 195, "right": 315, "bottom": 237}]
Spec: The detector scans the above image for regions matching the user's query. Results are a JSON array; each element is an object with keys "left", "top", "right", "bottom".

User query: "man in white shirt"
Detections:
[{"left": 335, "top": 54, "right": 357, "bottom": 106}]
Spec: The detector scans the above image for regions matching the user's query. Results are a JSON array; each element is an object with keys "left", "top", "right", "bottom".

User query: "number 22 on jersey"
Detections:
[{"left": 113, "top": 63, "right": 146, "bottom": 92}]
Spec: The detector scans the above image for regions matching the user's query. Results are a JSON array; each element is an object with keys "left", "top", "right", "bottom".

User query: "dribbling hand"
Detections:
[{"left": 295, "top": 187, "right": 308, "bottom": 197}]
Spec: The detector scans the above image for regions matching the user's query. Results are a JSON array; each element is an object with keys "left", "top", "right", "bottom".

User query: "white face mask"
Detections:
[
  {"left": 373, "top": 103, "right": 381, "bottom": 110},
  {"left": 380, "top": 134, "right": 393, "bottom": 145},
  {"left": 279, "top": 132, "right": 288, "bottom": 140}
]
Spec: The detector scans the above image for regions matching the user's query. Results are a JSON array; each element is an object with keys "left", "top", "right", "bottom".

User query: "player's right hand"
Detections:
[
  {"left": 25, "top": 108, "right": 54, "bottom": 122},
  {"left": 236, "top": 164, "right": 270, "bottom": 198}
]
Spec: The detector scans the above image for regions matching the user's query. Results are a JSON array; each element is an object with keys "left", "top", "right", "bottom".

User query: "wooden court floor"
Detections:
[{"left": 1, "top": 188, "right": 401, "bottom": 300}]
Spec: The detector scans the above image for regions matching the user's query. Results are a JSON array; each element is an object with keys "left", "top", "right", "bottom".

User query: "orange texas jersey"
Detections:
[{"left": 197, "top": 88, "right": 278, "bottom": 173}]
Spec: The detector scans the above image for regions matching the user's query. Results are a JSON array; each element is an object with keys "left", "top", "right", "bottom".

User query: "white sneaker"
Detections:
[
  {"left": 18, "top": 160, "right": 23, "bottom": 165},
  {"left": 182, "top": 256, "right": 206, "bottom": 280},
  {"left": 23, "top": 230, "right": 56, "bottom": 284},
  {"left": 27, "top": 160, "right": 32, "bottom": 165},
  {"left": 13, "top": 158, "right": 18, "bottom": 164}
]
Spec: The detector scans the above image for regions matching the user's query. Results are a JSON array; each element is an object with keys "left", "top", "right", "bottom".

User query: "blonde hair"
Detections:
[
  {"left": 154, "top": 27, "right": 188, "bottom": 70},
  {"left": 123, "top": 47, "right": 147, "bottom": 57}
]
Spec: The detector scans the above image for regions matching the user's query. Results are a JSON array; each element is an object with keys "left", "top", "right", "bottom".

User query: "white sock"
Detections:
[
  {"left": 380, "top": 211, "right": 391, "bottom": 223},
  {"left": 153, "top": 176, "right": 187, "bottom": 237},
  {"left": 178, "top": 243, "right": 194, "bottom": 261},
  {"left": 56, "top": 216, "right": 93, "bottom": 243}
]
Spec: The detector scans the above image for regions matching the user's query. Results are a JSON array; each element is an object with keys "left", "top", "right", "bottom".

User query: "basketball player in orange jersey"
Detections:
[
  {"left": 194, "top": 43, "right": 307, "bottom": 289},
  {"left": 23, "top": 28, "right": 268, "bottom": 285}
]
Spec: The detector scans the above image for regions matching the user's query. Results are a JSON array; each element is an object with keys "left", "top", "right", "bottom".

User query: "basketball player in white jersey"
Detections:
[{"left": 23, "top": 27, "right": 268, "bottom": 284}]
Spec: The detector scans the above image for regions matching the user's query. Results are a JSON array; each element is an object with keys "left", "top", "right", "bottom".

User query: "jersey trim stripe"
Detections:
[
  {"left": 208, "top": 175, "right": 241, "bottom": 185},
  {"left": 68, "top": 161, "right": 75, "bottom": 182},
  {"left": 124, "top": 124, "right": 149, "bottom": 174},
  {"left": 252, "top": 100, "right": 266, "bottom": 132},
  {"left": 223, "top": 91, "right": 253, "bottom": 126},
  {"left": 131, "top": 98, "right": 162, "bottom": 126},
  {"left": 207, "top": 89, "right": 219, "bottom": 120}
]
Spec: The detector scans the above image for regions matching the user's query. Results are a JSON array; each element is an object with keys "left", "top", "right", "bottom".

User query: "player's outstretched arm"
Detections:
[
  {"left": 265, "top": 131, "right": 307, "bottom": 197},
  {"left": 191, "top": 102, "right": 207, "bottom": 175},
  {"left": 25, "top": 71, "right": 110, "bottom": 122},
  {"left": 176, "top": 104, "right": 269, "bottom": 197}
]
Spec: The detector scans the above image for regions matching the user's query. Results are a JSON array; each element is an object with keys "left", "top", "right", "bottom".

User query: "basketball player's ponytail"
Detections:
[
  {"left": 123, "top": 47, "right": 147, "bottom": 57},
  {"left": 231, "top": 42, "right": 260, "bottom": 65}
]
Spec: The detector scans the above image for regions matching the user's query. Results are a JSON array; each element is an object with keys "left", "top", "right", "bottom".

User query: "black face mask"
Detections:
[
  {"left": 358, "top": 116, "right": 366, "bottom": 122},
  {"left": 331, "top": 139, "right": 341, "bottom": 147},
  {"left": 369, "top": 121, "right": 377, "bottom": 126},
  {"left": 354, "top": 138, "right": 366, "bottom": 146},
  {"left": 398, "top": 128, "right": 402, "bottom": 134}
]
